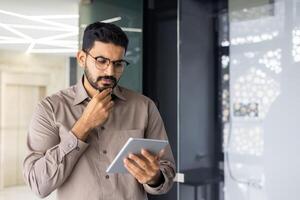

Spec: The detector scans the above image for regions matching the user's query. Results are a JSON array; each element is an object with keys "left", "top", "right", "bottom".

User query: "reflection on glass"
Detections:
[
  {"left": 292, "top": 28, "right": 300, "bottom": 62},
  {"left": 259, "top": 49, "right": 282, "bottom": 74},
  {"left": 233, "top": 68, "right": 280, "bottom": 119},
  {"left": 230, "top": 127, "right": 264, "bottom": 156},
  {"left": 221, "top": 32, "right": 279, "bottom": 47}
]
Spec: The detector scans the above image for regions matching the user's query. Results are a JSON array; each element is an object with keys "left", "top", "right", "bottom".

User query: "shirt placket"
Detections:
[{"left": 96, "top": 125, "right": 112, "bottom": 198}]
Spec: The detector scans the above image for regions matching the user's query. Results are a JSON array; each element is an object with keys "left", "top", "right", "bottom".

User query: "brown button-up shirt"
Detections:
[{"left": 23, "top": 78, "right": 176, "bottom": 200}]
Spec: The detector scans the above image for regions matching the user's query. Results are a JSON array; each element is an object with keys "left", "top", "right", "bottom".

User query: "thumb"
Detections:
[{"left": 158, "top": 149, "right": 165, "bottom": 159}]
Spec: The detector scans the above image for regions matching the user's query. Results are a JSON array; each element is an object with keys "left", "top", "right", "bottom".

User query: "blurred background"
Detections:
[{"left": 0, "top": 0, "right": 299, "bottom": 200}]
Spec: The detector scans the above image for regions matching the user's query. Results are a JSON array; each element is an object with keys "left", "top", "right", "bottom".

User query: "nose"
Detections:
[{"left": 104, "top": 62, "right": 115, "bottom": 76}]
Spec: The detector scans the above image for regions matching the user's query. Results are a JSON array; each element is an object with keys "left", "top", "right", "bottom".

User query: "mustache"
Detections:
[{"left": 96, "top": 76, "right": 117, "bottom": 83}]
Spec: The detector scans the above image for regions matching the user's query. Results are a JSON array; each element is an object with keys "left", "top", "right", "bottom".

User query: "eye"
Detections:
[
  {"left": 114, "top": 61, "right": 124, "bottom": 67},
  {"left": 96, "top": 57, "right": 107, "bottom": 65}
]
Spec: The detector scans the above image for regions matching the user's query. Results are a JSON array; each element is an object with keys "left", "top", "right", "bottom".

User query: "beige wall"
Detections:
[
  {"left": 0, "top": 50, "right": 69, "bottom": 189},
  {"left": 0, "top": 50, "right": 69, "bottom": 95}
]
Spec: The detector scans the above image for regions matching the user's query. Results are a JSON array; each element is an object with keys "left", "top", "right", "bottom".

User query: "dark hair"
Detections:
[{"left": 82, "top": 22, "right": 129, "bottom": 52}]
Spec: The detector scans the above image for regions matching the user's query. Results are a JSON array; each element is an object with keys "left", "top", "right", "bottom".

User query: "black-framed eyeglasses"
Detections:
[{"left": 84, "top": 51, "right": 130, "bottom": 73}]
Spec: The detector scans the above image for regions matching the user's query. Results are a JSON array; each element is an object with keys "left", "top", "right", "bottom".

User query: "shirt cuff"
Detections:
[
  {"left": 59, "top": 126, "right": 89, "bottom": 159},
  {"left": 143, "top": 163, "right": 175, "bottom": 195}
]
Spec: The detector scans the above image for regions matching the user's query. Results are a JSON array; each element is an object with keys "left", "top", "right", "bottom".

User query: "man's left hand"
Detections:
[{"left": 124, "top": 149, "right": 164, "bottom": 186}]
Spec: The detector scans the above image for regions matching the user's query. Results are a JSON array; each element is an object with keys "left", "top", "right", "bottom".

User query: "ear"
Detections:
[{"left": 77, "top": 50, "right": 87, "bottom": 69}]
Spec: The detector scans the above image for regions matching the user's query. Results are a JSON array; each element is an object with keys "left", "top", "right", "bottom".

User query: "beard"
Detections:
[{"left": 84, "top": 66, "right": 118, "bottom": 92}]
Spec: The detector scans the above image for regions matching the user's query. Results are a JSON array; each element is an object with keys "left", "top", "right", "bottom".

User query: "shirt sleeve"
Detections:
[
  {"left": 23, "top": 99, "right": 89, "bottom": 198},
  {"left": 143, "top": 100, "right": 176, "bottom": 195}
]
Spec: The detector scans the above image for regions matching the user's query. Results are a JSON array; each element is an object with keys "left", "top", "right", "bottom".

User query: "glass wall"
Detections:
[
  {"left": 224, "top": 0, "right": 300, "bottom": 199},
  {"left": 178, "top": 0, "right": 221, "bottom": 199}
]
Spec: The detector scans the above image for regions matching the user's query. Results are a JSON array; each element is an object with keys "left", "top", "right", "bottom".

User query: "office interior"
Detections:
[{"left": 0, "top": 0, "right": 298, "bottom": 200}]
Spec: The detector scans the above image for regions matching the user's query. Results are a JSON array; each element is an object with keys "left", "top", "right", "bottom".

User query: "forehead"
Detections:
[{"left": 89, "top": 41, "right": 125, "bottom": 59}]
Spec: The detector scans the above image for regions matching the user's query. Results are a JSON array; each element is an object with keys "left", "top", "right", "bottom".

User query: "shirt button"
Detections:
[
  {"left": 103, "top": 150, "right": 107, "bottom": 154},
  {"left": 101, "top": 126, "right": 105, "bottom": 130},
  {"left": 105, "top": 175, "right": 109, "bottom": 179},
  {"left": 75, "top": 146, "right": 80, "bottom": 151}
]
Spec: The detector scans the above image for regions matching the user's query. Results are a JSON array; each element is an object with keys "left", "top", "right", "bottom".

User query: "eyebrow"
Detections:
[{"left": 94, "top": 55, "right": 126, "bottom": 62}]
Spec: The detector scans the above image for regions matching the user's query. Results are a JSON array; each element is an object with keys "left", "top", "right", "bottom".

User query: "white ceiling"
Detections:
[{"left": 0, "top": 0, "right": 79, "bottom": 54}]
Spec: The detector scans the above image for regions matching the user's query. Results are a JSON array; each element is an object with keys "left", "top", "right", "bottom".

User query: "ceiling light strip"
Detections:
[
  {"left": 2, "top": 24, "right": 77, "bottom": 31},
  {"left": 26, "top": 42, "right": 36, "bottom": 54},
  {"left": 30, "top": 15, "right": 79, "bottom": 19},
  {"left": 36, "top": 32, "right": 78, "bottom": 42},
  {"left": 0, "top": 40, "right": 29, "bottom": 44},
  {"left": 0, "top": 9, "right": 77, "bottom": 29},
  {"left": 0, "top": 39, "right": 78, "bottom": 48},
  {"left": 101, "top": 17, "right": 122, "bottom": 23},
  {"left": 29, "top": 48, "right": 78, "bottom": 53},
  {"left": 0, "top": 36, "right": 22, "bottom": 40},
  {"left": 80, "top": 16, "right": 123, "bottom": 29},
  {"left": 121, "top": 27, "right": 142, "bottom": 32},
  {"left": 38, "top": 41, "right": 78, "bottom": 48},
  {"left": 0, "top": 23, "right": 32, "bottom": 40}
]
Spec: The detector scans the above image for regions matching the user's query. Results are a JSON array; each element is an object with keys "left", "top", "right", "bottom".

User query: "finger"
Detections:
[
  {"left": 99, "top": 93, "right": 112, "bottom": 106},
  {"left": 125, "top": 164, "right": 146, "bottom": 184},
  {"left": 124, "top": 163, "right": 139, "bottom": 178},
  {"left": 94, "top": 88, "right": 112, "bottom": 100},
  {"left": 105, "top": 101, "right": 114, "bottom": 111},
  {"left": 129, "top": 153, "right": 148, "bottom": 171},
  {"left": 141, "top": 149, "right": 157, "bottom": 163},
  {"left": 125, "top": 157, "right": 145, "bottom": 173},
  {"left": 124, "top": 158, "right": 145, "bottom": 180}
]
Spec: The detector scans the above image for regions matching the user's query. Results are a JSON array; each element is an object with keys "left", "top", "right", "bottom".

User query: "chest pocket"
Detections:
[{"left": 107, "top": 129, "right": 144, "bottom": 161}]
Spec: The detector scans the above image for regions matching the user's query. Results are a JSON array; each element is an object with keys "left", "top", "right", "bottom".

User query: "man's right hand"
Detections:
[{"left": 71, "top": 88, "right": 114, "bottom": 141}]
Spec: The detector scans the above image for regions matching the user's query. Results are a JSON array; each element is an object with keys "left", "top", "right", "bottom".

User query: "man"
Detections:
[{"left": 23, "top": 22, "right": 175, "bottom": 200}]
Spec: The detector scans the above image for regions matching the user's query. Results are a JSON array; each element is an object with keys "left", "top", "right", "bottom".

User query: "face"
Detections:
[{"left": 77, "top": 41, "right": 126, "bottom": 92}]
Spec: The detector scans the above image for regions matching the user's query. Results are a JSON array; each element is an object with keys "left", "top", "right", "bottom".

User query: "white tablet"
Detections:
[{"left": 106, "top": 137, "right": 169, "bottom": 173}]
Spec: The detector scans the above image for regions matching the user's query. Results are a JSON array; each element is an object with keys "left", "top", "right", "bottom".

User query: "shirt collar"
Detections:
[
  {"left": 73, "top": 76, "right": 90, "bottom": 106},
  {"left": 73, "top": 76, "right": 126, "bottom": 106},
  {"left": 113, "top": 84, "right": 127, "bottom": 101}
]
